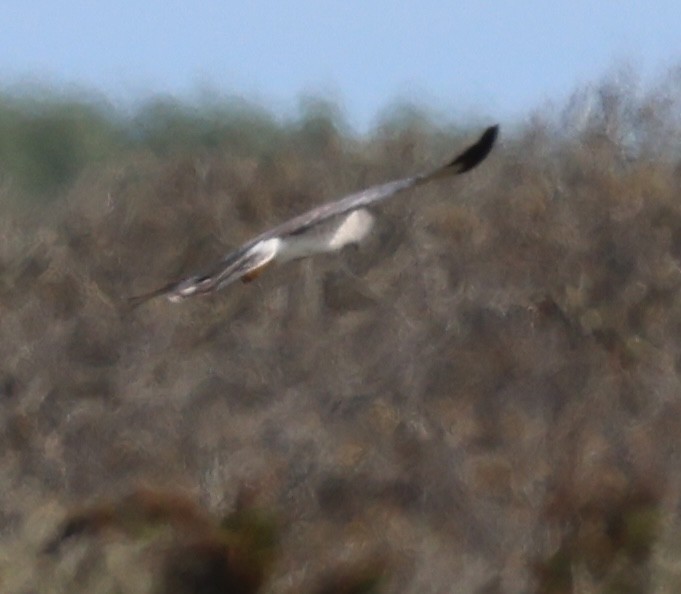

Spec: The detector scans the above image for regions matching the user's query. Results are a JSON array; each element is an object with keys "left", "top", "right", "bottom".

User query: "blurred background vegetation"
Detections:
[
  {"left": 0, "top": 85, "right": 497, "bottom": 204},
  {"left": 2, "top": 66, "right": 681, "bottom": 594}
]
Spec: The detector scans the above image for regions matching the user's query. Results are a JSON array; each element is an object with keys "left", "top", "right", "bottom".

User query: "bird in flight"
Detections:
[{"left": 129, "top": 125, "right": 498, "bottom": 307}]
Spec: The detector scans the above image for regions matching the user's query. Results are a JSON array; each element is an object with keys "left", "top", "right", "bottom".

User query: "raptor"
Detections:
[{"left": 129, "top": 125, "right": 498, "bottom": 307}]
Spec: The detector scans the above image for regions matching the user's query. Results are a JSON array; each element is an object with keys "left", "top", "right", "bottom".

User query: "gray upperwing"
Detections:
[
  {"left": 213, "top": 239, "right": 278, "bottom": 290},
  {"left": 128, "top": 241, "right": 275, "bottom": 306},
  {"left": 260, "top": 124, "right": 499, "bottom": 241},
  {"left": 261, "top": 177, "right": 418, "bottom": 240}
]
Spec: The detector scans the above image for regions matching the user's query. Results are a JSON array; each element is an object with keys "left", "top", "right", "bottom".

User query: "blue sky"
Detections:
[{"left": 1, "top": 1, "right": 680, "bottom": 130}]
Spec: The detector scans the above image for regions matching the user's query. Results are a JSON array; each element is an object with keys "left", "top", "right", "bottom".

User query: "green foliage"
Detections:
[
  {"left": 0, "top": 87, "right": 487, "bottom": 204},
  {"left": 0, "top": 92, "right": 123, "bottom": 199},
  {"left": 0, "top": 91, "right": 285, "bottom": 201},
  {"left": 131, "top": 96, "right": 283, "bottom": 157}
]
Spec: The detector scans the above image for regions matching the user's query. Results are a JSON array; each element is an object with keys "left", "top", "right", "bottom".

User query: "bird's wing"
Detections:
[
  {"left": 127, "top": 239, "right": 278, "bottom": 307},
  {"left": 258, "top": 125, "right": 499, "bottom": 241},
  {"left": 129, "top": 125, "right": 498, "bottom": 305},
  {"left": 214, "top": 238, "right": 281, "bottom": 287}
]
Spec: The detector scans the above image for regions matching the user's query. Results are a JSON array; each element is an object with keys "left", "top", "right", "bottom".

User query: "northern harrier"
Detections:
[{"left": 129, "top": 125, "right": 498, "bottom": 307}]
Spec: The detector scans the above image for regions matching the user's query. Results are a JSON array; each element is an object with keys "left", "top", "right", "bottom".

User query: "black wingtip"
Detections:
[{"left": 447, "top": 124, "right": 499, "bottom": 174}]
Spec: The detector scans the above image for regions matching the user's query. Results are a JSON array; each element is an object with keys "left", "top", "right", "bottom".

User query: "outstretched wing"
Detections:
[
  {"left": 127, "top": 238, "right": 279, "bottom": 308},
  {"left": 260, "top": 125, "right": 499, "bottom": 241}
]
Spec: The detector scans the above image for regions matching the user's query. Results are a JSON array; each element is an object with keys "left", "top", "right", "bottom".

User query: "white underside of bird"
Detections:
[
  {"left": 165, "top": 209, "right": 375, "bottom": 302},
  {"left": 278, "top": 209, "right": 375, "bottom": 261}
]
